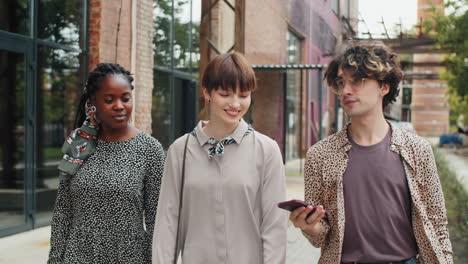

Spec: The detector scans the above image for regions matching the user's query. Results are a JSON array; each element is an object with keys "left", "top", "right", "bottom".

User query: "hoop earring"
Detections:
[{"left": 85, "top": 100, "right": 100, "bottom": 128}]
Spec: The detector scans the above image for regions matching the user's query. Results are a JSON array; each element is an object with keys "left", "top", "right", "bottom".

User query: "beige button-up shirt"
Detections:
[
  {"left": 153, "top": 120, "right": 287, "bottom": 263},
  {"left": 303, "top": 122, "right": 453, "bottom": 264}
]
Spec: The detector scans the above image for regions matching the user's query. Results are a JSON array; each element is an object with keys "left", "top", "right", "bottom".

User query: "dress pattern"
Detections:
[{"left": 48, "top": 132, "right": 165, "bottom": 264}]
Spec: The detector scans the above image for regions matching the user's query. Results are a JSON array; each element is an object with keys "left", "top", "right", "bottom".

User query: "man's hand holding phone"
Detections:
[
  {"left": 278, "top": 199, "right": 327, "bottom": 237},
  {"left": 289, "top": 205, "right": 326, "bottom": 236}
]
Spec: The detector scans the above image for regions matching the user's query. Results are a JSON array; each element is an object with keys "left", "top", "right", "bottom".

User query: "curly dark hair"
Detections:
[
  {"left": 324, "top": 40, "right": 403, "bottom": 108},
  {"left": 74, "top": 63, "right": 134, "bottom": 128}
]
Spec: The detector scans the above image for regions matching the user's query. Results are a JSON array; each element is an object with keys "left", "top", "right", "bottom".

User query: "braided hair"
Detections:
[{"left": 74, "top": 63, "right": 134, "bottom": 128}]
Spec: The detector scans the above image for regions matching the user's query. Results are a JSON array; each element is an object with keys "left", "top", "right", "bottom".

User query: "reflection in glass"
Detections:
[
  {"left": 0, "top": 50, "right": 26, "bottom": 229},
  {"left": 153, "top": 0, "right": 200, "bottom": 73},
  {"left": 152, "top": 0, "right": 200, "bottom": 148},
  {"left": 332, "top": 0, "right": 339, "bottom": 14},
  {"left": 174, "top": 0, "right": 200, "bottom": 73},
  {"left": 152, "top": 71, "right": 172, "bottom": 150},
  {"left": 174, "top": 0, "right": 191, "bottom": 70},
  {"left": 35, "top": 45, "right": 83, "bottom": 224},
  {"left": 0, "top": 0, "right": 30, "bottom": 35},
  {"left": 190, "top": 0, "right": 201, "bottom": 75},
  {"left": 154, "top": 0, "right": 173, "bottom": 67},
  {"left": 38, "top": 0, "right": 85, "bottom": 49}
]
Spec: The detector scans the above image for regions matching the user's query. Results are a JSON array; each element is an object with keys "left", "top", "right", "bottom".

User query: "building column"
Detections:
[
  {"left": 412, "top": 0, "right": 449, "bottom": 136},
  {"left": 88, "top": 0, "right": 154, "bottom": 133}
]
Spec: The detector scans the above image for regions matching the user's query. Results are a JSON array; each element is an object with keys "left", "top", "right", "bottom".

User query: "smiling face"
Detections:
[
  {"left": 200, "top": 52, "right": 257, "bottom": 123},
  {"left": 338, "top": 69, "right": 389, "bottom": 118},
  {"left": 92, "top": 74, "right": 133, "bottom": 131},
  {"left": 204, "top": 86, "right": 251, "bottom": 126}
]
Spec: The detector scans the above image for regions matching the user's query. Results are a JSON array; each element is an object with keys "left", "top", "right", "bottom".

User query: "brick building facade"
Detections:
[
  {"left": 199, "top": 0, "right": 358, "bottom": 166},
  {"left": 0, "top": 0, "right": 357, "bottom": 237},
  {"left": 411, "top": 0, "right": 449, "bottom": 136},
  {"left": 88, "top": 0, "right": 155, "bottom": 133}
]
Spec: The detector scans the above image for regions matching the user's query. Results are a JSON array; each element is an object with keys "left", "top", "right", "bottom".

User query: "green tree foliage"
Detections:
[
  {"left": 424, "top": 0, "right": 468, "bottom": 126},
  {"left": 433, "top": 148, "right": 468, "bottom": 263},
  {"left": 153, "top": 0, "right": 200, "bottom": 69}
]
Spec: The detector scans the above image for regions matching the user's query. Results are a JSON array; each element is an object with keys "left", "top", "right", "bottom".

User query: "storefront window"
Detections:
[
  {"left": 152, "top": 71, "right": 172, "bottom": 149},
  {"left": 0, "top": 0, "right": 87, "bottom": 237},
  {"left": 153, "top": 0, "right": 200, "bottom": 147},
  {"left": 38, "top": 0, "right": 86, "bottom": 49},
  {"left": 0, "top": 0, "right": 30, "bottom": 35},
  {"left": 285, "top": 31, "right": 302, "bottom": 161},
  {"left": 0, "top": 50, "right": 26, "bottom": 230},
  {"left": 35, "top": 46, "right": 84, "bottom": 225}
]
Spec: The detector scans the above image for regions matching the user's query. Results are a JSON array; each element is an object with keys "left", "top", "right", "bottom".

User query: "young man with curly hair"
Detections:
[{"left": 289, "top": 41, "right": 453, "bottom": 264}]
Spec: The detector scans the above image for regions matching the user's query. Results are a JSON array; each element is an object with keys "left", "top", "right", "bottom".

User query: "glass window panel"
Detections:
[
  {"left": 152, "top": 70, "right": 172, "bottom": 150},
  {"left": 0, "top": 50, "right": 27, "bottom": 230},
  {"left": 0, "top": 0, "right": 30, "bottom": 35},
  {"left": 174, "top": 0, "right": 192, "bottom": 72},
  {"left": 332, "top": 0, "right": 339, "bottom": 15},
  {"left": 38, "top": 0, "right": 85, "bottom": 49},
  {"left": 287, "top": 31, "right": 301, "bottom": 64},
  {"left": 154, "top": 0, "right": 173, "bottom": 67},
  {"left": 344, "top": 0, "right": 349, "bottom": 18},
  {"left": 285, "top": 31, "right": 302, "bottom": 162},
  {"left": 35, "top": 45, "right": 84, "bottom": 224},
  {"left": 191, "top": 0, "right": 201, "bottom": 76}
]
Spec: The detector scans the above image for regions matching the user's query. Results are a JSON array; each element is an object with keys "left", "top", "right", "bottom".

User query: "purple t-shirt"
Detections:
[{"left": 341, "top": 128, "right": 418, "bottom": 262}]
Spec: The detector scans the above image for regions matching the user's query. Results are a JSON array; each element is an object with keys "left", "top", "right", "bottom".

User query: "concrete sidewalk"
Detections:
[
  {"left": 0, "top": 177, "right": 320, "bottom": 264},
  {"left": 0, "top": 225, "right": 51, "bottom": 264}
]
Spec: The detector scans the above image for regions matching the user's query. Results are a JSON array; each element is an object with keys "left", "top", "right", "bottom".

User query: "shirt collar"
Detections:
[
  {"left": 336, "top": 121, "right": 404, "bottom": 151},
  {"left": 194, "top": 119, "right": 250, "bottom": 146},
  {"left": 335, "top": 120, "right": 416, "bottom": 170}
]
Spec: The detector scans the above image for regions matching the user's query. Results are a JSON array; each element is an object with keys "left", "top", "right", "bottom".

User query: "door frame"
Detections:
[{"left": 0, "top": 32, "right": 36, "bottom": 237}]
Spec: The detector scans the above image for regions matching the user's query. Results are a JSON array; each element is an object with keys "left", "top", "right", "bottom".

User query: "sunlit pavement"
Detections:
[{"left": 0, "top": 177, "right": 320, "bottom": 264}]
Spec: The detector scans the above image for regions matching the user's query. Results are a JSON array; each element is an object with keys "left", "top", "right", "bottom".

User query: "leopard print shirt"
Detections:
[{"left": 302, "top": 122, "right": 453, "bottom": 264}]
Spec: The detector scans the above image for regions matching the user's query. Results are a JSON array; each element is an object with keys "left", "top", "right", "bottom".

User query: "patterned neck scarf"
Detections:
[
  {"left": 58, "top": 98, "right": 99, "bottom": 179},
  {"left": 192, "top": 124, "right": 254, "bottom": 159}
]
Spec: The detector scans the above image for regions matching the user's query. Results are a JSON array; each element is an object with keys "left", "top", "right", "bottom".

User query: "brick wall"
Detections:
[
  {"left": 411, "top": 0, "right": 449, "bottom": 136},
  {"left": 133, "top": 0, "right": 154, "bottom": 133},
  {"left": 88, "top": 0, "right": 154, "bottom": 133},
  {"left": 88, "top": 0, "right": 132, "bottom": 70},
  {"left": 245, "top": 0, "right": 287, "bottom": 147}
]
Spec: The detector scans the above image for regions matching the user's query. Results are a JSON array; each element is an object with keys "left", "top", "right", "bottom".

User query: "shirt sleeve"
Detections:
[
  {"left": 152, "top": 141, "right": 183, "bottom": 264},
  {"left": 302, "top": 147, "right": 331, "bottom": 248},
  {"left": 144, "top": 140, "right": 165, "bottom": 262},
  {"left": 48, "top": 178, "right": 73, "bottom": 264},
  {"left": 261, "top": 140, "right": 288, "bottom": 264},
  {"left": 419, "top": 141, "right": 453, "bottom": 263}
]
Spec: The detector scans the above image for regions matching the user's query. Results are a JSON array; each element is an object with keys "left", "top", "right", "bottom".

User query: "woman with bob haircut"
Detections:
[{"left": 152, "top": 52, "right": 287, "bottom": 263}]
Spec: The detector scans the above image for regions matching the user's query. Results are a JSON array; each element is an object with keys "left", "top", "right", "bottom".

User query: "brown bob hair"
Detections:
[
  {"left": 201, "top": 52, "right": 257, "bottom": 93},
  {"left": 199, "top": 52, "right": 257, "bottom": 119}
]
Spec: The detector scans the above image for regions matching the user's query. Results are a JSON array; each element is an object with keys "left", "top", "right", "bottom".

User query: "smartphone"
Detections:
[{"left": 278, "top": 199, "right": 327, "bottom": 218}]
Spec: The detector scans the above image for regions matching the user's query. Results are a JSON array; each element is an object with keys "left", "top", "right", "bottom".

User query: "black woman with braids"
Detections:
[{"left": 48, "top": 63, "right": 165, "bottom": 264}]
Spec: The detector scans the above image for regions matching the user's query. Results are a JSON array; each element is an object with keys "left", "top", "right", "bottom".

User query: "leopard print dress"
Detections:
[{"left": 48, "top": 132, "right": 165, "bottom": 264}]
